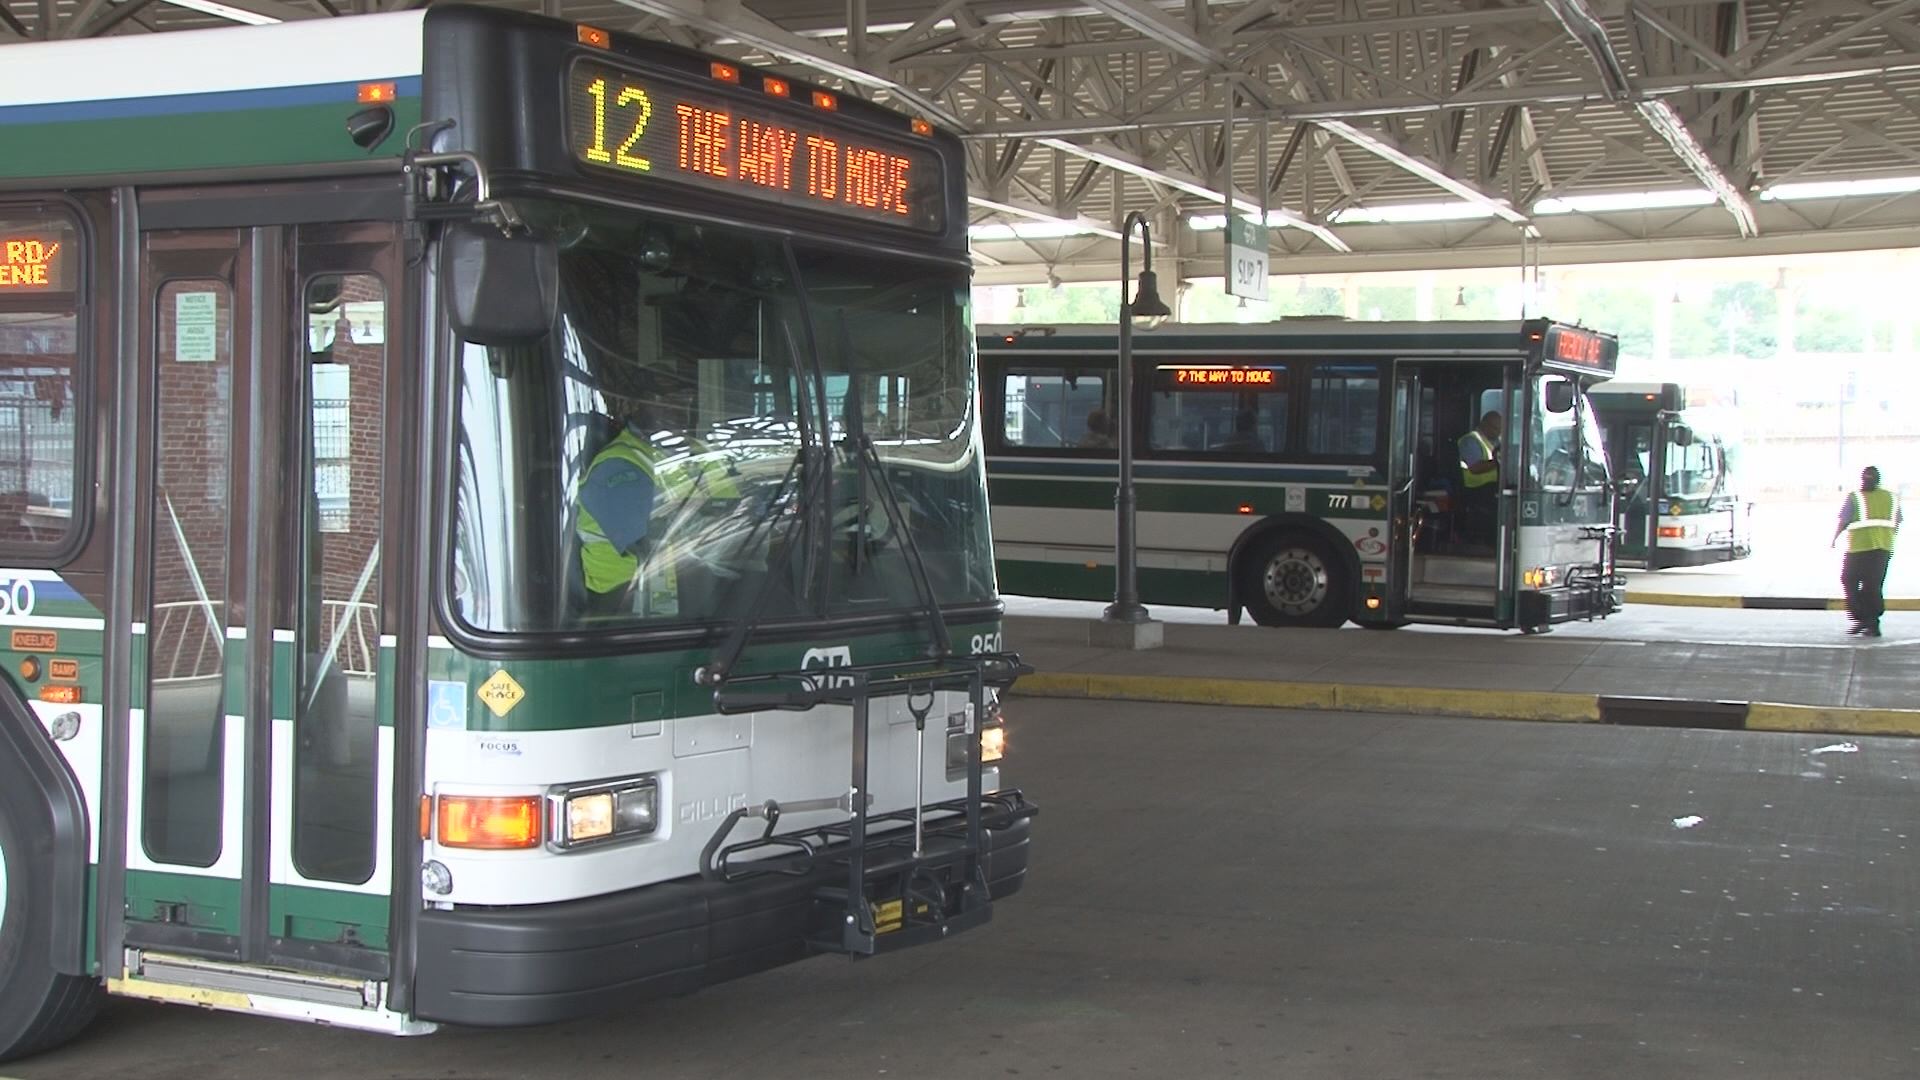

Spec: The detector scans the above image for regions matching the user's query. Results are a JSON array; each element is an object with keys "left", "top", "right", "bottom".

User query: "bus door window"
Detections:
[
  {"left": 1001, "top": 368, "right": 1111, "bottom": 450},
  {"left": 293, "top": 272, "right": 384, "bottom": 886},
  {"left": 1147, "top": 363, "right": 1288, "bottom": 454},
  {"left": 1534, "top": 377, "right": 1579, "bottom": 491},
  {"left": 145, "top": 277, "right": 236, "bottom": 870}
]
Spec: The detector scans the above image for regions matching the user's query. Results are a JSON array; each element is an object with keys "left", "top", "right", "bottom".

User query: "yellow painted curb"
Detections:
[
  {"left": 1628, "top": 592, "right": 1920, "bottom": 612},
  {"left": 1625, "top": 591, "right": 1743, "bottom": 608},
  {"left": 1014, "top": 672, "right": 1595, "bottom": 722},
  {"left": 1333, "top": 684, "right": 1599, "bottom": 723},
  {"left": 1746, "top": 703, "right": 1920, "bottom": 737}
]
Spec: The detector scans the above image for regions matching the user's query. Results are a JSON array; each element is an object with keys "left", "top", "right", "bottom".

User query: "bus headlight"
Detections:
[
  {"left": 550, "top": 776, "right": 659, "bottom": 850},
  {"left": 946, "top": 708, "right": 1007, "bottom": 769}
]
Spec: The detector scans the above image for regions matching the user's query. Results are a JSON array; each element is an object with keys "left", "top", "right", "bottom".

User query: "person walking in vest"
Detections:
[{"left": 1831, "top": 466, "right": 1901, "bottom": 637}]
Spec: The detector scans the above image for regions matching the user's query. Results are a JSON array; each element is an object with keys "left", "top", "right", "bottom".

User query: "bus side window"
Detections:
[
  {"left": 1000, "top": 369, "right": 1111, "bottom": 452},
  {"left": 0, "top": 206, "right": 85, "bottom": 559},
  {"left": 1306, "top": 362, "right": 1382, "bottom": 458}
]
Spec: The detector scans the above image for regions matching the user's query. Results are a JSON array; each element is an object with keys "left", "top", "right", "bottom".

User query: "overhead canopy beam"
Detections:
[
  {"left": 1035, "top": 136, "right": 1350, "bottom": 251},
  {"left": 1539, "top": 0, "right": 1757, "bottom": 237},
  {"left": 612, "top": 0, "right": 968, "bottom": 130},
  {"left": 151, "top": 0, "right": 318, "bottom": 25},
  {"left": 1080, "top": 0, "right": 1223, "bottom": 67},
  {"left": 967, "top": 194, "right": 1130, "bottom": 241},
  {"left": 1316, "top": 120, "right": 1530, "bottom": 225}
]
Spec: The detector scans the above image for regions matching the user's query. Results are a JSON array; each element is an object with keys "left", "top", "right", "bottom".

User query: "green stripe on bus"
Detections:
[
  {"left": 0, "top": 98, "right": 423, "bottom": 179},
  {"left": 991, "top": 475, "right": 1389, "bottom": 517},
  {"left": 998, "top": 559, "right": 1225, "bottom": 610}
]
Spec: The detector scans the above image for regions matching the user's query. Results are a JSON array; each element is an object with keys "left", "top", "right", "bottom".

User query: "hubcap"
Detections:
[{"left": 1263, "top": 546, "right": 1329, "bottom": 616}]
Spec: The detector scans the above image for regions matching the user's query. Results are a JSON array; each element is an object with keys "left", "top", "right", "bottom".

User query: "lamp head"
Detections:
[{"left": 1130, "top": 268, "right": 1172, "bottom": 327}]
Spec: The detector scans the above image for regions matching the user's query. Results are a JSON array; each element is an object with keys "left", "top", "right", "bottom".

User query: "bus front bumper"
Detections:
[{"left": 411, "top": 798, "right": 1036, "bottom": 1027}]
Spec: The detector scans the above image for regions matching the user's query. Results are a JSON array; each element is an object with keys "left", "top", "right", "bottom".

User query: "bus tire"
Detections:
[
  {"left": 1239, "top": 533, "right": 1350, "bottom": 629},
  {"left": 0, "top": 788, "right": 100, "bottom": 1063}
]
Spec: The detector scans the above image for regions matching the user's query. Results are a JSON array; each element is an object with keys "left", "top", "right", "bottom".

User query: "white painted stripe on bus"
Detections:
[
  {"left": 428, "top": 635, "right": 455, "bottom": 651},
  {"left": 131, "top": 622, "right": 147, "bottom": 635},
  {"left": 379, "top": 634, "right": 398, "bottom": 649},
  {"left": 0, "top": 567, "right": 74, "bottom": 581},
  {"left": 0, "top": 615, "right": 107, "bottom": 630},
  {"left": 226, "top": 626, "right": 247, "bottom": 640},
  {"left": 0, "top": 12, "right": 426, "bottom": 108},
  {"left": 274, "top": 629, "right": 297, "bottom": 644}
]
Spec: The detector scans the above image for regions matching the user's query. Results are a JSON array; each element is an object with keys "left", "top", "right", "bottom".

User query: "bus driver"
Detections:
[{"left": 1457, "top": 410, "right": 1504, "bottom": 546}]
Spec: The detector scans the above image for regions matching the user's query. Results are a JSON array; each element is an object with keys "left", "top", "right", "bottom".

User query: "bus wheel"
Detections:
[
  {"left": 1241, "top": 535, "right": 1349, "bottom": 629},
  {"left": 0, "top": 791, "right": 101, "bottom": 1063}
]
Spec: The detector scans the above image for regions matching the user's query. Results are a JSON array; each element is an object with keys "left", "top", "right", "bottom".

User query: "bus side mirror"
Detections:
[
  {"left": 1670, "top": 423, "right": 1695, "bottom": 447},
  {"left": 1544, "top": 381, "right": 1575, "bottom": 414},
  {"left": 441, "top": 222, "right": 559, "bottom": 345}
]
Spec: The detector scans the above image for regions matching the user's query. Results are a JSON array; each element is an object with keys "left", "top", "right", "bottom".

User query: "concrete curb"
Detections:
[
  {"left": 1628, "top": 591, "right": 1920, "bottom": 612},
  {"left": 1012, "top": 671, "right": 1920, "bottom": 737}
]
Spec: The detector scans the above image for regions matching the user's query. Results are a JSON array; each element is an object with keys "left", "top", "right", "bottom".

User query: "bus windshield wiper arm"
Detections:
[{"left": 836, "top": 316, "right": 951, "bottom": 659}]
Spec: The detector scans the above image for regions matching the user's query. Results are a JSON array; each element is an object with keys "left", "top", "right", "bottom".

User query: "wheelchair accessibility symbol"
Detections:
[{"left": 428, "top": 680, "right": 468, "bottom": 731}]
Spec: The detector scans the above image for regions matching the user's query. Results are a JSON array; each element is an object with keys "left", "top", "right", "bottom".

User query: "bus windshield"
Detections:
[
  {"left": 1531, "top": 377, "right": 1609, "bottom": 491},
  {"left": 448, "top": 201, "right": 993, "bottom": 635},
  {"left": 1665, "top": 432, "right": 1722, "bottom": 499}
]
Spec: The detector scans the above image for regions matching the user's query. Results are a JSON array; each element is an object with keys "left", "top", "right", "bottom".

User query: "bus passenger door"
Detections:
[
  {"left": 120, "top": 213, "right": 403, "bottom": 984},
  {"left": 1385, "top": 366, "right": 1420, "bottom": 619}
]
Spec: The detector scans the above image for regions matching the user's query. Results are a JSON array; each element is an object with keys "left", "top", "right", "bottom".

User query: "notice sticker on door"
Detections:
[{"left": 174, "top": 291, "right": 218, "bottom": 362}]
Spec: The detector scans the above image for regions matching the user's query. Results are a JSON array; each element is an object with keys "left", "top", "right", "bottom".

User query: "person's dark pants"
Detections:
[
  {"left": 1459, "top": 483, "right": 1498, "bottom": 548},
  {"left": 1843, "top": 548, "right": 1892, "bottom": 630}
]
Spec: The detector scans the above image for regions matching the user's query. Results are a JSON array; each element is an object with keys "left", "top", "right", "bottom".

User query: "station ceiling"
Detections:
[{"left": 7, "top": 0, "right": 1919, "bottom": 282}]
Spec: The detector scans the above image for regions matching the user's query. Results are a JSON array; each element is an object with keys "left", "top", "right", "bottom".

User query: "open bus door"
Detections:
[{"left": 1385, "top": 365, "right": 1420, "bottom": 621}]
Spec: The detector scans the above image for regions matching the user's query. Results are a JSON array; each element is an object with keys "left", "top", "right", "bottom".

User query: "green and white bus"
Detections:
[
  {"left": 1589, "top": 382, "right": 1752, "bottom": 567},
  {"left": 0, "top": 6, "right": 1033, "bottom": 1061},
  {"left": 980, "top": 319, "right": 1624, "bottom": 632}
]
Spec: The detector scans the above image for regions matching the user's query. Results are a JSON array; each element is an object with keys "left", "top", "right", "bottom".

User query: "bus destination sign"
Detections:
[
  {"left": 1540, "top": 325, "right": 1616, "bottom": 372},
  {"left": 567, "top": 60, "right": 945, "bottom": 233},
  {"left": 0, "top": 234, "right": 67, "bottom": 292},
  {"left": 1165, "top": 365, "right": 1279, "bottom": 388}
]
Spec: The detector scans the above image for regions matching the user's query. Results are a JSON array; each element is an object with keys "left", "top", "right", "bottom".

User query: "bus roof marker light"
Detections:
[
  {"left": 711, "top": 61, "right": 741, "bottom": 83},
  {"left": 577, "top": 24, "right": 611, "bottom": 49},
  {"left": 812, "top": 90, "right": 838, "bottom": 111},
  {"left": 912, "top": 118, "right": 935, "bottom": 136},
  {"left": 763, "top": 76, "right": 791, "bottom": 98},
  {"left": 1237, "top": 504, "right": 1254, "bottom": 515}
]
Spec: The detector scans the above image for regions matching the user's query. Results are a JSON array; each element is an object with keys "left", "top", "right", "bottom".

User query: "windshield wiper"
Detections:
[
  {"left": 839, "top": 375, "right": 952, "bottom": 658},
  {"left": 832, "top": 312, "right": 952, "bottom": 659}
]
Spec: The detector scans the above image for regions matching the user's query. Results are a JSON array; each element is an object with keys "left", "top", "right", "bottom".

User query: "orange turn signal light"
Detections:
[
  {"left": 1237, "top": 503, "right": 1254, "bottom": 515},
  {"left": 357, "top": 82, "right": 397, "bottom": 104},
  {"left": 435, "top": 795, "right": 542, "bottom": 850},
  {"left": 39, "top": 684, "right": 80, "bottom": 704}
]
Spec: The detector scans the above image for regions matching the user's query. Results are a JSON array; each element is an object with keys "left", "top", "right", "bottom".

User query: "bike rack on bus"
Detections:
[
  {"left": 1571, "top": 523, "right": 1625, "bottom": 620},
  {"left": 700, "top": 652, "right": 1035, "bottom": 957}
]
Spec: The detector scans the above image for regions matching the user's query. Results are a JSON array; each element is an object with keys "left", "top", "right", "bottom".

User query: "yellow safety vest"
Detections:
[
  {"left": 577, "top": 428, "right": 740, "bottom": 611},
  {"left": 1846, "top": 488, "right": 1898, "bottom": 554},
  {"left": 1459, "top": 431, "right": 1497, "bottom": 490}
]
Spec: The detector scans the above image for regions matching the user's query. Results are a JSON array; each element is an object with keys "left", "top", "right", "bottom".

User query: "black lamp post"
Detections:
[{"left": 1103, "top": 211, "right": 1171, "bottom": 625}]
